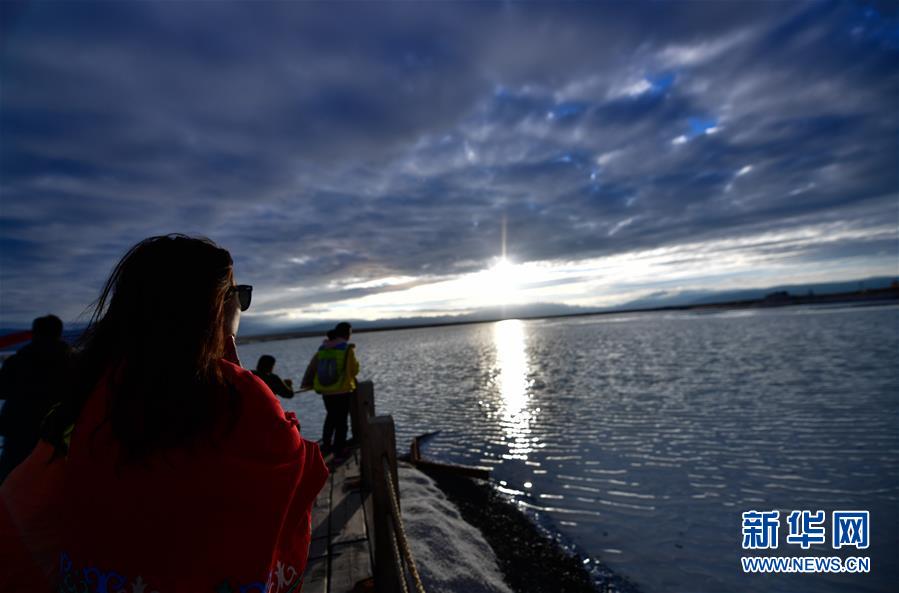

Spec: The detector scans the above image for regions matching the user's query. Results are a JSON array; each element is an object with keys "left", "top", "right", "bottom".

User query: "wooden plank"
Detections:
[
  {"left": 311, "top": 484, "right": 331, "bottom": 541},
  {"left": 343, "top": 454, "right": 361, "bottom": 485},
  {"left": 309, "top": 535, "right": 329, "bottom": 561},
  {"left": 330, "top": 453, "right": 367, "bottom": 546},
  {"left": 346, "top": 449, "right": 360, "bottom": 476},
  {"left": 309, "top": 454, "right": 333, "bottom": 574},
  {"left": 300, "top": 555, "right": 328, "bottom": 593},
  {"left": 328, "top": 540, "right": 373, "bottom": 593},
  {"left": 330, "top": 488, "right": 368, "bottom": 545},
  {"left": 310, "top": 458, "right": 332, "bottom": 562},
  {"left": 331, "top": 451, "right": 360, "bottom": 481}
]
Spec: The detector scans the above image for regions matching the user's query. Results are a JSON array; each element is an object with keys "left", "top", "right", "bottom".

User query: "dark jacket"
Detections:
[
  {"left": 251, "top": 370, "right": 294, "bottom": 399},
  {"left": 0, "top": 339, "right": 71, "bottom": 481}
]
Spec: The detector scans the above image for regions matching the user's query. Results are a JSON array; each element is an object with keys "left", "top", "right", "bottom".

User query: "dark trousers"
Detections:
[{"left": 321, "top": 392, "right": 352, "bottom": 450}]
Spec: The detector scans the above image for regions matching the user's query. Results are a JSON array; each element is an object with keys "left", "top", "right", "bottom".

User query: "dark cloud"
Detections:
[{"left": 1, "top": 1, "right": 896, "bottom": 326}]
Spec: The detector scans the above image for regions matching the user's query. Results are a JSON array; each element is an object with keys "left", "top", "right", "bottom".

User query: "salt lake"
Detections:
[{"left": 241, "top": 303, "right": 899, "bottom": 593}]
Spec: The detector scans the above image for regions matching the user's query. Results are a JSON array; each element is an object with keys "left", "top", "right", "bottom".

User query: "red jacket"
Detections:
[{"left": 0, "top": 359, "right": 328, "bottom": 592}]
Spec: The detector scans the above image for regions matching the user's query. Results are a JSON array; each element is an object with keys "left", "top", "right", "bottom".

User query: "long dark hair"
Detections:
[{"left": 44, "top": 234, "right": 238, "bottom": 462}]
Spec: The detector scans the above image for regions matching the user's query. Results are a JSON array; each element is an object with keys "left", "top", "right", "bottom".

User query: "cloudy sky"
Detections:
[{"left": 1, "top": 1, "right": 897, "bottom": 332}]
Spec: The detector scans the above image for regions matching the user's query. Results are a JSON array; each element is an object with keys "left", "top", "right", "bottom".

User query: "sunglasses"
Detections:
[{"left": 228, "top": 284, "right": 253, "bottom": 311}]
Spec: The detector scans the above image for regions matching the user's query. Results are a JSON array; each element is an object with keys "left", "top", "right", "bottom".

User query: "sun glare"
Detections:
[{"left": 482, "top": 257, "right": 524, "bottom": 305}]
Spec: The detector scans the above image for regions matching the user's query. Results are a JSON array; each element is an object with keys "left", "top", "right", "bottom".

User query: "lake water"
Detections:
[{"left": 240, "top": 304, "right": 899, "bottom": 593}]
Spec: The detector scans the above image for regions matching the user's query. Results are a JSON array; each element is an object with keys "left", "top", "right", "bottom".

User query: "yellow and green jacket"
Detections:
[{"left": 301, "top": 339, "right": 359, "bottom": 395}]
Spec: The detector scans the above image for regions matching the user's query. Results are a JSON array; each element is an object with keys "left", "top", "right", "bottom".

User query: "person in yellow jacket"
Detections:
[{"left": 301, "top": 322, "right": 359, "bottom": 455}]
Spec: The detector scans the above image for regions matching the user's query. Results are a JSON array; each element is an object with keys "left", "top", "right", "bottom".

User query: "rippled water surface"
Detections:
[{"left": 241, "top": 304, "right": 899, "bottom": 593}]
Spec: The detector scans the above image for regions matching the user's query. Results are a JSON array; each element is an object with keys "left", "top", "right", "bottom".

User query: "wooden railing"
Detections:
[{"left": 351, "top": 381, "right": 425, "bottom": 593}]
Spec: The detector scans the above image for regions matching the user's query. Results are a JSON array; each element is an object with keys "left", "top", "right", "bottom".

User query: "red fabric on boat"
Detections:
[
  {"left": 0, "top": 359, "right": 328, "bottom": 592},
  {"left": 0, "top": 330, "right": 32, "bottom": 349}
]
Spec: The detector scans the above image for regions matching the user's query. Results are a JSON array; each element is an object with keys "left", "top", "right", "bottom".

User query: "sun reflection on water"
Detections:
[{"left": 493, "top": 319, "right": 536, "bottom": 459}]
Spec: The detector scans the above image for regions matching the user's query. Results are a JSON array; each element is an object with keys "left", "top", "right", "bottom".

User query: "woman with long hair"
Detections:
[{"left": 0, "top": 234, "right": 328, "bottom": 592}]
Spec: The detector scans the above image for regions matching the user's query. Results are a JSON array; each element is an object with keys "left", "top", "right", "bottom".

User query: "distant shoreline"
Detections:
[{"left": 238, "top": 286, "right": 899, "bottom": 345}]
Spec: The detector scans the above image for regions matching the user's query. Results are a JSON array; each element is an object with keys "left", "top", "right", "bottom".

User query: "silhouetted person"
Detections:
[
  {"left": 301, "top": 322, "right": 359, "bottom": 456},
  {"left": 0, "top": 235, "right": 327, "bottom": 589},
  {"left": 0, "top": 314, "right": 71, "bottom": 483},
  {"left": 252, "top": 354, "right": 294, "bottom": 399}
]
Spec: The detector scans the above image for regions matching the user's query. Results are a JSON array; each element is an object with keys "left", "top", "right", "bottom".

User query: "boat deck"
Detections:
[{"left": 303, "top": 450, "right": 374, "bottom": 593}]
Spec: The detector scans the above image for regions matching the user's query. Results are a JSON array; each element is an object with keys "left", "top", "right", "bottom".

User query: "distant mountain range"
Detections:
[
  {"left": 239, "top": 302, "right": 598, "bottom": 337},
  {"left": 613, "top": 276, "right": 898, "bottom": 310},
  {"left": 237, "top": 275, "right": 897, "bottom": 339},
  {"left": 2, "top": 276, "right": 896, "bottom": 342}
]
